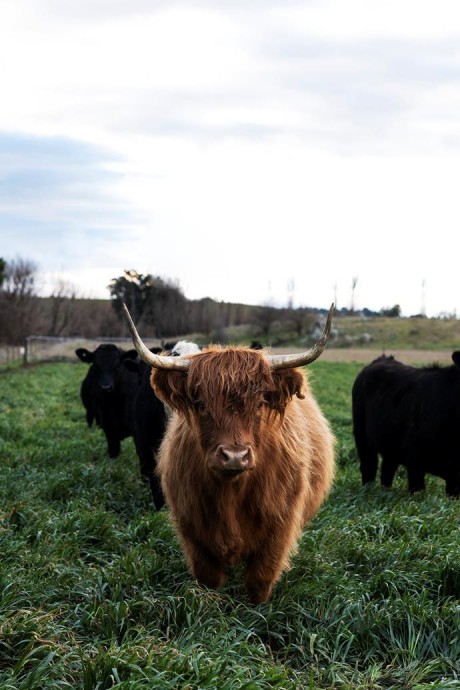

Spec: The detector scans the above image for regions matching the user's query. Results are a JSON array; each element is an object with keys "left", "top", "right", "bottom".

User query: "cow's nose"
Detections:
[
  {"left": 98, "top": 384, "right": 113, "bottom": 393},
  {"left": 218, "top": 445, "right": 250, "bottom": 471}
]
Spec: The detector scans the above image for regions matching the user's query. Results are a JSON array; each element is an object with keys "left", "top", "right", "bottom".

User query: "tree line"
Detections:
[{"left": 0, "top": 261, "right": 325, "bottom": 346}]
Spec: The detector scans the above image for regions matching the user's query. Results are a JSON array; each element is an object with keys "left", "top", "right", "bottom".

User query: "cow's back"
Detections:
[{"left": 353, "top": 357, "right": 460, "bottom": 447}]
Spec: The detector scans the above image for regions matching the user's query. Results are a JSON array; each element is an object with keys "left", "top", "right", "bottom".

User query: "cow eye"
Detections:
[{"left": 195, "top": 401, "right": 206, "bottom": 415}]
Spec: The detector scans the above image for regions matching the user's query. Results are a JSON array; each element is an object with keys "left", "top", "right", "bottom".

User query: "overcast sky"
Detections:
[{"left": 1, "top": 0, "right": 459, "bottom": 317}]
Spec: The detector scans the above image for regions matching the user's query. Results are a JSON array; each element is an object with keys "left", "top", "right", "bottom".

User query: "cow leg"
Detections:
[
  {"left": 149, "top": 475, "right": 165, "bottom": 511},
  {"left": 106, "top": 436, "right": 121, "bottom": 458},
  {"left": 245, "top": 568, "right": 275, "bottom": 605},
  {"left": 353, "top": 410, "right": 378, "bottom": 484},
  {"left": 100, "top": 417, "right": 121, "bottom": 457},
  {"left": 359, "top": 450, "right": 379, "bottom": 485},
  {"left": 380, "top": 455, "right": 398, "bottom": 487},
  {"left": 245, "top": 541, "right": 293, "bottom": 605},
  {"left": 445, "top": 471, "right": 460, "bottom": 499},
  {"left": 182, "top": 538, "right": 226, "bottom": 590},
  {"left": 406, "top": 464, "right": 425, "bottom": 493},
  {"left": 133, "top": 438, "right": 165, "bottom": 509},
  {"left": 134, "top": 437, "right": 155, "bottom": 483}
]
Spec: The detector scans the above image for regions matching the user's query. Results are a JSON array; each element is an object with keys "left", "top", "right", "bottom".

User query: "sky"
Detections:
[{"left": 1, "top": 0, "right": 460, "bottom": 317}]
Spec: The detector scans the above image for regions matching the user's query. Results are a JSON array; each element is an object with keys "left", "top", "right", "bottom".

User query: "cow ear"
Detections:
[
  {"left": 151, "top": 369, "right": 189, "bottom": 413},
  {"left": 266, "top": 369, "right": 305, "bottom": 412},
  {"left": 76, "top": 348, "right": 93, "bottom": 363},
  {"left": 122, "top": 349, "right": 139, "bottom": 361},
  {"left": 452, "top": 351, "right": 460, "bottom": 369}
]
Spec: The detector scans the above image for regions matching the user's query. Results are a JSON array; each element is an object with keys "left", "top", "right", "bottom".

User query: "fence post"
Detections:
[{"left": 23, "top": 338, "right": 29, "bottom": 365}]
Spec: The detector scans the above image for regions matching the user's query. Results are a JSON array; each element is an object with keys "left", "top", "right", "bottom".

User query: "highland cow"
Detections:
[{"left": 123, "top": 304, "right": 335, "bottom": 604}]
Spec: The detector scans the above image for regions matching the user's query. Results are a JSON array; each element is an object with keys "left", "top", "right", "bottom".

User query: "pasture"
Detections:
[{"left": 0, "top": 359, "right": 459, "bottom": 689}]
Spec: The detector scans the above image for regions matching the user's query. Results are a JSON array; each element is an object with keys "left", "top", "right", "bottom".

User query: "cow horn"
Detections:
[
  {"left": 122, "top": 303, "right": 191, "bottom": 370},
  {"left": 268, "top": 303, "right": 334, "bottom": 370}
]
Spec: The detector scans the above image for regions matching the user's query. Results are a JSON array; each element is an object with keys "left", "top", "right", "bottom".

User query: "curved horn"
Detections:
[
  {"left": 122, "top": 303, "right": 191, "bottom": 371},
  {"left": 268, "top": 303, "right": 334, "bottom": 370}
]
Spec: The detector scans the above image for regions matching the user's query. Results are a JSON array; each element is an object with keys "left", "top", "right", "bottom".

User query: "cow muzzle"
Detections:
[
  {"left": 97, "top": 384, "right": 114, "bottom": 393},
  {"left": 211, "top": 444, "right": 254, "bottom": 477}
]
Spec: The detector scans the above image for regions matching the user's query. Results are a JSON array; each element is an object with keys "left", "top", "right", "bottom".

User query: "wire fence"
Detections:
[{"left": 0, "top": 345, "right": 24, "bottom": 365}]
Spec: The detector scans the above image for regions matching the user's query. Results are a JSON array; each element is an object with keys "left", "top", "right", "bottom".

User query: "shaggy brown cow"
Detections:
[{"left": 123, "top": 304, "right": 335, "bottom": 604}]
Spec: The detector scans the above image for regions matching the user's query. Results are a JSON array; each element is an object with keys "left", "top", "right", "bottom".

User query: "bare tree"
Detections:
[
  {"left": 0, "top": 258, "right": 40, "bottom": 343},
  {"left": 48, "top": 279, "right": 78, "bottom": 336},
  {"left": 2, "top": 258, "right": 37, "bottom": 300}
]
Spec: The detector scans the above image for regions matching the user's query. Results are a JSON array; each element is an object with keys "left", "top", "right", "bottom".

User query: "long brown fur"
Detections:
[{"left": 152, "top": 346, "right": 335, "bottom": 604}]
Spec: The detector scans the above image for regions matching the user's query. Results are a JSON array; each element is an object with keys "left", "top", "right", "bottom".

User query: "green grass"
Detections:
[{"left": 0, "top": 361, "right": 459, "bottom": 689}]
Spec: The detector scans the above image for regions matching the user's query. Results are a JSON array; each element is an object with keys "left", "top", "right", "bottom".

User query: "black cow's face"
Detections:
[{"left": 76, "top": 345, "right": 137, "bottom": 393}]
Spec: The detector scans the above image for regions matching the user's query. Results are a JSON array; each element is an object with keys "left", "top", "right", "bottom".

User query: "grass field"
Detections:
[
  {"left": 0, "top": 360, "right": 459, "bottom": 689},
  {"left": 329, "top": 315, "right": 460, "bottom": 352}
]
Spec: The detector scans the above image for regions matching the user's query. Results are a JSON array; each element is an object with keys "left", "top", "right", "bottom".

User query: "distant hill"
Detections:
[{"left": 325, "top": 314, "right": 460, "bottom": 352}]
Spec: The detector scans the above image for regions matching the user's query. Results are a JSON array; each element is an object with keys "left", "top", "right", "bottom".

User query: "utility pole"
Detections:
[
  {"left": 421, "top": 279, "right": 426, "bottom": 317},
  {"left": 350, "top": 275, "right": 358, "bottom": 314}
]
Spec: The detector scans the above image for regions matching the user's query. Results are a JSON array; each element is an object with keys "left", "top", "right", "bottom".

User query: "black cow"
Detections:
[
  {"left": 249, "top": 340, "right": 264, "bottom": 350},
  {"left": 76, "top": 344, "right": 138, "bottom": 458},
  {"left": 123, "top": 340, "right": 200, "bottom": 510},
  {"left": 352, "top": 353, "right": 460, "bottom": 497}
]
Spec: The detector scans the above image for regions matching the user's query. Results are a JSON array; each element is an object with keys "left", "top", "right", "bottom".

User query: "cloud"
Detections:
[
  {"left": 2, "top": 0, "right": 460, "bottom": 157},
  {"left": 0, "top": 133, "right": 147, "bottom": 295},
  {"left": 1, "top": 0, "right": 460, "bottom": 316},
  {"left": 0, "top": 133, "right": 135, "bottom": 218}
]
